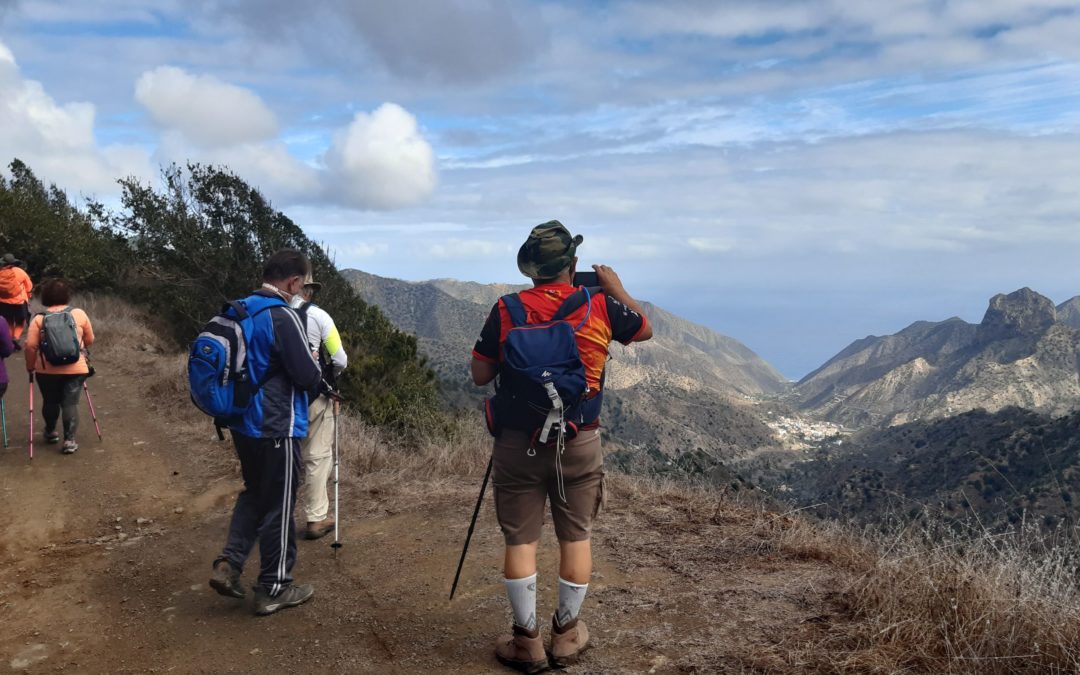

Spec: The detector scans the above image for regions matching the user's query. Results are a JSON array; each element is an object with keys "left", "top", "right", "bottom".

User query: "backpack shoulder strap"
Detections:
[
  {"left": 551, "top": 287, "right": 600, "bottom": 328},
  {"left": 225, "top": 300, "right": 250, "bottom": 321},
  {"left": 502, "top": 293, "right": 528, "bottom": 328}
]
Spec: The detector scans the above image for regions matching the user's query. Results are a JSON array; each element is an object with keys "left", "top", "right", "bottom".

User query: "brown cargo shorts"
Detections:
[{"left": 492, "top": 427, "right": 606, "bottom": 545}]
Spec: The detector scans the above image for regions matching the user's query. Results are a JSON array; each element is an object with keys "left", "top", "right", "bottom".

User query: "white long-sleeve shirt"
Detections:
[{"left": 304, "top": 303, "right": 348, "bottom": 376}]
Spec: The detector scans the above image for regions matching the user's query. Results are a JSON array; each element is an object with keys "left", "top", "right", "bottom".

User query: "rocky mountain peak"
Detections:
[
  {"left": 977, "top": 287, "right": 1056, "bottom": 343},
  {"left": 1057, "top": 296, "right": 1080, "bottom": 328}
]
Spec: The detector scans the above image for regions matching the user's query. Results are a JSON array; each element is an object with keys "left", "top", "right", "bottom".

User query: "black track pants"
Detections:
[
  {"left": 36, "top": 373, "right": 83, "bottom": 441},
  {"left": 217, "top": 433, "right": 300, "bottom": 596}
]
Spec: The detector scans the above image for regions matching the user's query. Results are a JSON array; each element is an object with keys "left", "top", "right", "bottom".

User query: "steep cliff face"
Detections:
[
  {"left": 975, "top": 287, "right": 1057, "bottom": 350},
  {"left": 796, "top": 289, "right": 1080, "bottom": 426}
]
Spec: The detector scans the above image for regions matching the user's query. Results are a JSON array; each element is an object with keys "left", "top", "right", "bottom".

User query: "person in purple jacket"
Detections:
[
  {"left": 0, "top": 318, "right": 14, "bottom": 434},
  {"left": 0, "top": 317, "right": 14, "bottom": 396}
]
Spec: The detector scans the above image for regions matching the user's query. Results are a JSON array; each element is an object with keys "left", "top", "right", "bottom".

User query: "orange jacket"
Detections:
[
  {"left": 24, "top": 306, "right": 95, "bottom": 375},
  {"left": 0, "top": 266, "right": 32, "bottom": 304}
]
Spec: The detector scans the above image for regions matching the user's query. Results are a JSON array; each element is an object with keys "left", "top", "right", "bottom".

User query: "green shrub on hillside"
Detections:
[
  {"left": 0, "top": 159, "right": 130, "bottom": 288},
  {"left": 1, "top": 159, "right": 439, "bottom": 433}
]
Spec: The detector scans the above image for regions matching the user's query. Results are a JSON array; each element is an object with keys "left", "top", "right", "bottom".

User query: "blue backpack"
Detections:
[
  {"left": 485, "top": 288, "right": 598, "bottom": 442},
  {"left": 188, "top": 296, "right": 286, "bottom": 436}
]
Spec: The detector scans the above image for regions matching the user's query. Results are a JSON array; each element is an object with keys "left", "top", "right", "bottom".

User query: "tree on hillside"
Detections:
[
  {"left": 0, "top": 159, "right": 129, "bottom": 288},
  {"left": 0, "top": 158, "right": 439, "bottom": 433},
  {"left": 111, "top": 163, "right": 439, "bottom": 430}
]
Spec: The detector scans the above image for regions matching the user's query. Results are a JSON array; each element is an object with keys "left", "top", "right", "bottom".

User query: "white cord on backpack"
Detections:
[
  {"left": 537, "top": 382, "right": 569, "bottom": 503},
  {"left": 555, "top": 411, "right": 567, "bottom": 504}
]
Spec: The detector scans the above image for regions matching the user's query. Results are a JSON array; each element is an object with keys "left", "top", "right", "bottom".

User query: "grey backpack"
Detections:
[{"left": 39, "top": 308, "right": 81, "bottom": 366}]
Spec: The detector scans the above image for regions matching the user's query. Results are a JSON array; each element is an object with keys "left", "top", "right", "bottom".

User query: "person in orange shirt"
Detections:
[
  {"left": 24, "top": 279, "right": 94, "bottom": 454},
  {"left": 471, "top": 221, "right": 652, "bottom": 671},
  {"left": 0, "top": 253, "right": 33, "bottom": 342}
]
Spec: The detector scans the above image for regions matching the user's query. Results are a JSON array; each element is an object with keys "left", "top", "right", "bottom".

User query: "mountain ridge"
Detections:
[
  {"left": 341, "top": 268, "right": 788, "bottom": 471},
  {"left": 795, "top": 288, "right": 1080, "bottom": 426}
]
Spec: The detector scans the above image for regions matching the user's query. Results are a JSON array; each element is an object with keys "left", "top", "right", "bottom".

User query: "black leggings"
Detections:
[
  {"left": 0, "top": 302, "right": 29, "bottom": 340},
  {"left": 36, "top": 374, "right": 84, "bottom": 441}
]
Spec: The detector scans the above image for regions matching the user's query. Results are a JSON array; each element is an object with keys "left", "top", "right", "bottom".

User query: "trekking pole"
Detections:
[
  {"left": 450, "top": 456, "right": 493, "bottom": 601},
  {"left": 83, "top": 381, "right": 102, "bottom": 441},
  {"left": 28, "top": 372, "right": 34, "bottom": 460},
  {"left": 1, "top": 397, "right": 8, "bottom": 448},
  {"left": 331, "top": 398, "right": 342, "bottom": 550}
]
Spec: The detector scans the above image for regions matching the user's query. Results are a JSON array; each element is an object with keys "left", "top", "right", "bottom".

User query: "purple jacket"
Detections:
[{"left": 0, "top": 318, "right": 13, "bottom": 386}]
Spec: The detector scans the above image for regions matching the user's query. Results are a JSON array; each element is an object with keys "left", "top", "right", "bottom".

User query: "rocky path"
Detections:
[{"left": 0, "top": 347, "right": 847, "bottom": 674}]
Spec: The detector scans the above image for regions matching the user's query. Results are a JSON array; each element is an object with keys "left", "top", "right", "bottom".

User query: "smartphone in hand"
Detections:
[{"left": 572, "top": 271, "right": 599, "bottom": 288}]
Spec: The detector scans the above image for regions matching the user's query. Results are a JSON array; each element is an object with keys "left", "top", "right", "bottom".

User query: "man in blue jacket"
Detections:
[{"left": 209, "top": 249, "right": 323, "bottom": 616}]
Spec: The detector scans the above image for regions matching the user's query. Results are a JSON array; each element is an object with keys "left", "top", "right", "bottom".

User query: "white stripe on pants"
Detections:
[{"left": 300, "top": 395, "right": 334, "bottom": 522}]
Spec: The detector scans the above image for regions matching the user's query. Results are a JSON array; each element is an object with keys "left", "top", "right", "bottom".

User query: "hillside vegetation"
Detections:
[
  {"left": 774, "top": 406, "right": 1080, "bottom": 534},
  {"left": 0, "top": 159, "right": 438, "bottom": 431}
]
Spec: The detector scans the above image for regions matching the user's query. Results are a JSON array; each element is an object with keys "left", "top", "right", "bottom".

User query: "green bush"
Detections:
[
  {"left": 1, "top": 159, "right": 440, "bottom": 433},
  {"left": 0, "top": 159, "right": 130, "bottom": 288}
]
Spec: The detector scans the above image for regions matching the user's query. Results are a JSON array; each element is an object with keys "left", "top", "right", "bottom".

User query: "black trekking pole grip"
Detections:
[{"left": 450, "top": 456, "right": 493, "bottom": 601}]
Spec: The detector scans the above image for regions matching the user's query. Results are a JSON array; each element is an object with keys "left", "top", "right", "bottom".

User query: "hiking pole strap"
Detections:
[{"left": 450, "top": 456, "right": 493, "bottom": 601}]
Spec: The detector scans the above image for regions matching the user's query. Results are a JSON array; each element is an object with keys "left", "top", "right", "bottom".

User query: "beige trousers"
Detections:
[{"left": 300, "top": 395, "right": 334, "bottom": 522}]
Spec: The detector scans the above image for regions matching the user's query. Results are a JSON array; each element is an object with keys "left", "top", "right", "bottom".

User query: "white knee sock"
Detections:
[
  {"left": 504, "top": 574, "right": 537, "bottom": 631},
  {"left": 556, "top": 577, "right": 589, "bottom": 627}
]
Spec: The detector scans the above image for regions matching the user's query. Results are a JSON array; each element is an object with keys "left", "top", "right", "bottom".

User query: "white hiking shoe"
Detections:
[{"left": 61, "top": 440, "right": 78, "bottom": 454}]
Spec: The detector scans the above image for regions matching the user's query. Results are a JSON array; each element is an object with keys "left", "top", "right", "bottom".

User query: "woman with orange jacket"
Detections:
[
  {"left": 0, "top": 253, "right": 33, "bottom": 342},
  {"left": 24, "top": 279, "right": 94, "bottom": 454}
]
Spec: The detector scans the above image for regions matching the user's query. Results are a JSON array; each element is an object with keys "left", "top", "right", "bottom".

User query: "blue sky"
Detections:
[{"left": 3, "top": 0, "right": 1080, "bottom": 378}]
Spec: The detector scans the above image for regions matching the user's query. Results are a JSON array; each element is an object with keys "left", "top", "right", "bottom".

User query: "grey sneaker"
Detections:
[
  {"left": 209, "top": 560, "right": 245, "bottom": 599},
  {"left": 61, "top": 439, "right": 78, "bottom": 454},
  {"left": 45, "top": 431, "right": 60, "bottom": 444},
  {"left": 253, "top": 584, "right": 314, "bottom": 616}
]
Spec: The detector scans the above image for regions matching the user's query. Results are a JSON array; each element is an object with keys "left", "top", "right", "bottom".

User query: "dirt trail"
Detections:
[{"left": 0, "top": 346, "right": 848, "bottom": 674}]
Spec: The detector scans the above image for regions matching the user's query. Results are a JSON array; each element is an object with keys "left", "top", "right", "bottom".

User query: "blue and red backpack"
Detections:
[{"left": 485, "top": 287, "right": 599, "bottom": 442}]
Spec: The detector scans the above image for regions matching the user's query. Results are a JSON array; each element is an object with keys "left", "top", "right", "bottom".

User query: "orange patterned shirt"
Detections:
[{"left": 472, "top": 283, "right": 648, "bottom": 393}]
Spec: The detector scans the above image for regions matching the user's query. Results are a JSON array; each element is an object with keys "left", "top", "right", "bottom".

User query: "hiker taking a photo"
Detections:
[
  {"left": 293, "top": 277, "right": 348, "bottom": 540},
  {"left": 24, "top": 279, "right": 95, "bottom": 454},
  {"left": 0, "top": 253, "right": 33, "bottom": 343},
  {"left": 205, "top": 249, "right": 323, "bottom": 616},
  {"left": 470, "top": 220, "right": 652, "bottom": 672}
]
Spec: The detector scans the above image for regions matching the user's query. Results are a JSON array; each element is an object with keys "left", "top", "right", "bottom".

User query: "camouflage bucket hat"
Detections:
[{"left": 517, "top": 220, "right": 583, "bottom": 279}]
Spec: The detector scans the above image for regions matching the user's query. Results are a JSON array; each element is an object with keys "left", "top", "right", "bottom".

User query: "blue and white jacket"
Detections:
[{"left": 228, "top": 290, "right": 323, "bottom": 439}]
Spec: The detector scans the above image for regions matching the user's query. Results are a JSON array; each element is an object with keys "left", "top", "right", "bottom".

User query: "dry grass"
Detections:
[
  {"left": 73, "top": 293, "right": 171, "bottom": 360},
  {"left": 87, "top": 293, "right": 1080, "bottom": 673},
  {"left": 817, "top": 521, "right": 1080, "bottom": 673}
]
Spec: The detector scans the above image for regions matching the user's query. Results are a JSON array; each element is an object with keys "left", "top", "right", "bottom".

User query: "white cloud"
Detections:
[
  {"left": 0, "top": 38, "right": 151, "bottom": 193},
  {"left": 150, "top": 129, "right": 319, "bottom": 200},
  {"left": 427, "top": 239, "right": 510, "bottom": 259},
  {"left": 324, "top": 103, "right": 437, "bottom": 210},
  {"left": 342, "top": 242, "right": 389, "bottom": 257},
  {"left": 688, "top": 237, "right": 735, "bottom": 253},
  {"left": 135, "top": 65, "right": 278, "bottom": 147},
  {"left": 132, "top": 67, "right": 435, "bottom": 209}
]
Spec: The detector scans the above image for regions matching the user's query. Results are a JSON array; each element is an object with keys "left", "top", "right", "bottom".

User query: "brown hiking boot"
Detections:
[
  {"left": 303, "top": 517, "right": 335, "bottom": 540},
  {"left": 209, "top": 560, "right": 245, "bottom": 599},
  {"left": 548, "top": 616, "right": 590, "bottom": 667},
  {"left": 495, "top": 624, "right": 548, "bottom": 673}
]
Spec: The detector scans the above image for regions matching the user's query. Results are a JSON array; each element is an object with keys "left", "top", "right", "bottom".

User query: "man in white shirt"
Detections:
[{"left": 294, "top": 275, "right": 348, "bottom": 540}]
